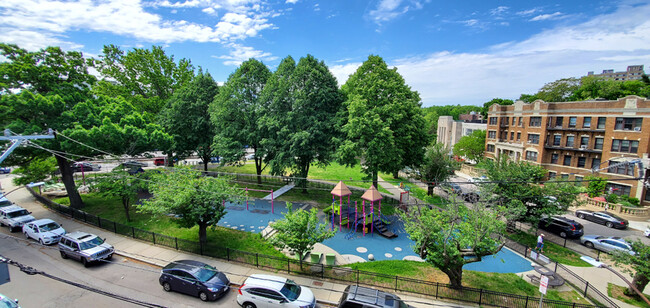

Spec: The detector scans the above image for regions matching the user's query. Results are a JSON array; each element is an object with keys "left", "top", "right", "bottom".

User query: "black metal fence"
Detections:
[{"left": 27, "top": 186, "right": 610, "bottom": 308}]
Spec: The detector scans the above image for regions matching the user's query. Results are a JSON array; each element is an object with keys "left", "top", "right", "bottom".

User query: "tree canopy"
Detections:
[
  {"left": 453, "top": 130, "right": 486, "bottom": 163},
  {"left": 481, "top": 98, "right": 513, "bottom": 118},
  {"left": 420, "top": 143, "right": 459, "bottom": 196},
  {"left": 92, "top": 168, "right": 145, "bottom": 222},
  {"left": 610, "top": 240, "right": 650, "bottom": 298}
]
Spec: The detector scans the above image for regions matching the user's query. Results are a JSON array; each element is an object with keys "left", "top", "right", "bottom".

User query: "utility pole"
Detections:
[{"left": 0, "top": 129, "right": 55, "bottom": 165}]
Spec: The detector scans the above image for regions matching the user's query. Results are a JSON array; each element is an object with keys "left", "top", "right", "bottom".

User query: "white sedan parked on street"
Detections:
[
  {"left": 237, "top": 274, "right": 316, "bottom": 308},
  {"left": 23, "top": 219, "right": 66, "bottom": 245}
]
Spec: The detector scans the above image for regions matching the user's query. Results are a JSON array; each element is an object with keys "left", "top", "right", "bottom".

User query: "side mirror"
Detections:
[{"left": 279, "top": 299, "right": 287, "bottom": 303}]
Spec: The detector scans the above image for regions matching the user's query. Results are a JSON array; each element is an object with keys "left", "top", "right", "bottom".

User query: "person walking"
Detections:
[{"left": 536, "top": 233, "right": 545, "bottom": 253}]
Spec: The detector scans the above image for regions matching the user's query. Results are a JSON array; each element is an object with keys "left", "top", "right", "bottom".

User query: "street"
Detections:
[{"left": 0, "top": 233, "right": 239, "bottom": 308}]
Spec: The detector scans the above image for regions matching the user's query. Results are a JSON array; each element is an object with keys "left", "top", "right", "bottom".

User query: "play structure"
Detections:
[{"left": 329, "top": 182, "right": 397, "bottom": 239}]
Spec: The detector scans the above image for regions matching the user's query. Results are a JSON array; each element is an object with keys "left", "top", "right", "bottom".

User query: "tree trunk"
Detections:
[
  {"left": 372, "top": 171, "right": 378, "bottom": 190},
  {"left": 198, "top": 222, "right": 208, "bottom": 245},
  {"left": 255, "top": 157, "right": 262, "bottom": 184},
  {"left": 55, "top": 155, "right": 84, "bottom": 209},
  {"left": 122, "top": 196, "right": 131, "bottom": 222},
  {"left": 443, "top": 265, "right": 464, "bottom": 289},
  {"left": 166, "top": 153, "right": 174, "bottom": 167},
  {"left": 392, "top": 170, "right": 399, "bottom": 179},
  {"left": 202, "top": 156, "right": 209, "bottom": 172},
  {"left": 300, "top": 163, "right": 310, "bottom": 193},
  {"left": 427, "top": 183, "right": 434, "bottom": 196},
  {"left": 625, "top": 273, "right": 649, "bottom": 297}
]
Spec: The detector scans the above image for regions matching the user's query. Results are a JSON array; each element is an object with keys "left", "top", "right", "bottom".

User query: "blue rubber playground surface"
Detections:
[{"left": 218, "top": 200, "right": 304, "bottom": 233}]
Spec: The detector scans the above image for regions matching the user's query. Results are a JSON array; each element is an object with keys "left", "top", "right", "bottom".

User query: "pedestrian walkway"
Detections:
[
  {"left": 263, "top": 183, "right": 294, "bottom": 200},
  {"left": 0, "top": 176, "right": 468, "bottom": 308}
]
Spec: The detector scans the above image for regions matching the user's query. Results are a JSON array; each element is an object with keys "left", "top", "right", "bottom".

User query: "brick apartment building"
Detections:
[
  {"left": 586, "top": 65, "right": 645, "bottom": 81},
  {"left": 485, "top": 95, "right": 650, "bottom": 206}
]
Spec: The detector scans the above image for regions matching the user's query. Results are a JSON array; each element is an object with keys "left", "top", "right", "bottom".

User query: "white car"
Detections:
[
  {"left": 645, "top": 227, "right": 650, "bottom": 238},
  {"left": 23, "top": 219, "right": 66, "bottom": 245},
  {"left": 237, "top": 274, "right": 316, "bottom": 308}
]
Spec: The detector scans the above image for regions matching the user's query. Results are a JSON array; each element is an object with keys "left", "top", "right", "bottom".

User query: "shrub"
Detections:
[{"left": 606, "top": 193, "right": 619, "bottom": 203}]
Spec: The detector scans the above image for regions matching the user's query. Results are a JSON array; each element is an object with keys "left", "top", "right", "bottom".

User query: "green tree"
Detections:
[
  {"left": 269, "top": 203, "right": 335, "bottom": 268},
  {"left": 92, "top": 169, "right": 144, "bottom": 222},
  {"left": 419, "top": 143, "right": 459, "bottom": 196},
  {"left": 11, "top": 157, "right": 58, "bottom": 186},
  {"left": 159, "top": 72, "right": 218, "bottom": 171},
  {"left": 481, "top": 98, "right": 513, "bottom": 118},
  {"left": 610, "top": 240, "right": 650, "bottom": 299},
  {"left": 585, "top": 175, "right": 607, "bottom": 198},
  {"left": 94, "top": 45, "right": 195, "bottom": 114},
  {"left": 453, "top": 130, "right": 486, "bottom": 162},
  {"left": 137, "top": 167, "right": 244, "bottom": 244},
  {"left": 535, "top": 78, "right": 580, "bottom": 102},
  {"left": 401, "top": 201, "right": 506, "bottom": 288},
  {"left": 339, "top": 55, "right": 427, "bottom": 187},
  {"left": 211, "top": 59, "right": 271, "bottom": 183}
]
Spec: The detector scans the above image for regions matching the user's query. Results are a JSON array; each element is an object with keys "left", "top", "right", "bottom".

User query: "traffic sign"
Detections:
[{"left": 539, "top": 275, "right": 549, "bottom": 294}]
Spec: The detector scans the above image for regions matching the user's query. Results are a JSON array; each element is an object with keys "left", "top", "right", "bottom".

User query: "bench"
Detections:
[{"left": 527, "top": 274, "right": 565, "bottom": 287}]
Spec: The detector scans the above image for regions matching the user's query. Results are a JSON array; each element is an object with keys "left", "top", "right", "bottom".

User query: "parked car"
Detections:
[
  {"left": 71, "top": 162, "right": 101, "bottom": 172},
  {"left": 58, "top": 231, "right": 114, "bottom": 267},
  {"left": 159, "top": 260, "right": 230, "bottom": 301},
  {"left": 440, "top": 182, "right": 462, "bottom": 195},
  {"left": 580, "top": 235, "right": 635, "bottom": 255},
  {"left": 538, "top": 216, "right": 584, "bottom": 238},
  {"left": 470, "top": 176, "right": 488, "bottom": 184},
  {"left": 645, "top": 227, "right": 650, "bottom": 238},
  {"left": 210, "top": 157, "right": 220, "bottom": 163},
  {"left": 237, "top": 274, "right": 316, "bottom": 308},
  {"left": 0, "top": 293, "right": 20, "bottom": 308},
  {"left": 0, "top": 167, "right": 11, "bottom": 174},
  {"left": 122, "top": 160, "right": 147, "bottom": 168},
  {"left": 154, "top": 157, "right": 166, "bottom": 166},
  {"left": 575, "top": 210, "right": 629, "bottom": 229},
  {"left": 0, "top": 205, "right": 35, "bottom": 232},
  {"left": 23, "top": 219, "right": 66, "bottom": 245},
  {"left": 338, "top": 285, "right": 410, "bottom": 308},
  {"left": 0, "top": 196, "right": 14, "bottom": 208}
]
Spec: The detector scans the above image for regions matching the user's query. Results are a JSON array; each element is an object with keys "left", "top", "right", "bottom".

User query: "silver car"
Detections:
[
  {"left": 0, "top": 205, "right": 35, "bottom": 232},
  {"left": 580, "top": 235, "right": 635, "bottom": 255},
  {"left": 58, "top": 231, "right": 114, "bottom": 267}
]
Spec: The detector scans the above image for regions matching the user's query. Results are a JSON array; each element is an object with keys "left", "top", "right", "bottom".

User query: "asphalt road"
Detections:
[{"left": 0, "top": 233, "right": 239, "bottom": 308}]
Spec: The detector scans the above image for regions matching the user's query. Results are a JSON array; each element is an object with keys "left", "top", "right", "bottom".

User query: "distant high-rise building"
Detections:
[{"left": 586, "top": 65, "right": 645, "bottom": 81}]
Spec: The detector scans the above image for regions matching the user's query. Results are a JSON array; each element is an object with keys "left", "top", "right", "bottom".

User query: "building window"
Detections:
[
  {"left": 563, "top": 155, "right": 572, "bottom": 166},
  {"left": 527, "top": 134, "right": 540, "bottom": 144},
  {"left": 529, "top": 117, "right": 542, "bottom": 127},
  {"left": 516, "top": 132, "right": 521, "bottom": 141},
  {"left": 525, "top": 151, "right": 538, "bottom": 162},
  {"left": 580, "top": 137, "right": 589, "bottom": 147},
  {"left": 614, "top": 117, "right": 642, "bottom": 131},
  {"left": 594, "top": 138, "right": 604, "bottom": 150},
  {"left": 583, "top": 117, "right": 591, "bottom": 128},
  {"left": 592, "top": 158, "right": 601, "bottom": 170},
  {"left": 487, "top": 144, "right": 495, "bottom": 152},
  {"left": 464, "top": 129, "right": 474, "bottom": 136},
  {"left": 608, "top": 161, "right": 635, "bottom": 176},
  {"left": 552, "top": 135, "right": 561, "bottom": 146},
  {"left": 597, "top": 117, "right": 606, "bottom": 129},
  {"left": 489, "top": 117, "right": 497, "bottom": 125},
  {"left": 561, "top": 174, "right": 569, "bottom": 180},
  {"left": 518, "top": 117, "right": 522, "bottom": 126},
  {"left": 548, "top": 172, "right": 556, "bottom": 179},
  {"left": 500, "top": 117, "right": 508, "bottom": 126},
  {"left": 566, "top": 136, "right": 575, "bottom": 147},
  {"left": 569, "top": 117, "right": 577, "bottom": 128},
  {"left": 611, "top": 139, "right": 639, "bottom": 153},
  {"left": 511, "top": 117, "right": 516, "bottom": 125},
  {"left": 555, "top": 117, "right": 563, "bottom": 128},
  {"left": 575, "top": 176, "right": 583, "bottom": 183},
  {"left": 605, "top": 183, "right": 631, "bottom": 197},
  {"left": 577, "top": 157, "right": 586, "bottom": 168},
  {"left": 510, "top": 132, "right": 514, "bottom": 140},
  {"left": 488, "top": 131, "right": 496, "bottom": 139},
  {"left": 551, "top": 153, "right": 559, "bottom": 164}
]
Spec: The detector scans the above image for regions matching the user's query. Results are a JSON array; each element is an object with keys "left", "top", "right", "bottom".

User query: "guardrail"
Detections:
[{"left": 27, "top": 186, "right": 609, "bottom": 308}]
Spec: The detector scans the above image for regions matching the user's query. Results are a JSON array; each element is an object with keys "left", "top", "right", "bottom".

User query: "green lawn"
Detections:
[
  {"left": 608, "top": 283, "right": 650, "bottom": 308},
  {"left": 507, "top": 231, "right": 591, "bottom": 267},
  {"left": 53, "top": 193, "right": 284, "bottom": 257}
]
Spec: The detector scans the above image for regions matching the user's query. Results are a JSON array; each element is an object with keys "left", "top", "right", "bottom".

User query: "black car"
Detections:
[
  {"left": 159, "top": 260, "right": 229, "bottom": 301},
  {"left": 574, "top": 210, "right": 629, "bottom": 229},
  {"left": 122, "top": 160, "right": 147, "bottom": 168},
  {"left": 538, "top": 216, "right": 584, "bottom": 238},
  {"left": 71, "top": 162, "right": 100, "bottom": 172}
]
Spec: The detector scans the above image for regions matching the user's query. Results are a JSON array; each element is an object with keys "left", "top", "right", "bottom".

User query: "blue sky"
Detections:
[{"left": 1, "top": 0, "right": 649, "bottom": 106}]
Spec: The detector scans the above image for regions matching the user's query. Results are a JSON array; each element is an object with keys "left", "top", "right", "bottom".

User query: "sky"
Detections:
[{"left": 1, "top": 0, "right": 649, "bottom": 107}]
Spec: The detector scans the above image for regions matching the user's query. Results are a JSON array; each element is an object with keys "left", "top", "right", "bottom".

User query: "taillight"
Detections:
[
  {"left": 238, "top": 284, "right": 244, "bottom": 295},
  {"left": 621, "top": 222, "right": 625, "bottom": 225},
  {"left": 571, "top": 225, "right": 575, "bottom": 231}
]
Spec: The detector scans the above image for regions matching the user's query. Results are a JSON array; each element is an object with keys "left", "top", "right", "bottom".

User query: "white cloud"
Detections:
[
  {"left": 0, "top": 0, "right": 274, "bottom": 50},
  {"left": 285, "top": 0, "right": 298, "bottom": 3},
  {"left": 329, "top": 62, "right": 362, "bottom": 86},
  {"left": 490, "top": 6, "right": 508, "bottom": 16},
  {"left": 212, "top": 43, "right": 277, "bottom": 66},
  {"left": 367, "top": 0, "right": 425, "bottom": 24},
  {"left": 516, "top": 8, "right": 542, "bottom": 16},
  {"left": 529, "top": 12, "right": 563, "bottom": 21}
]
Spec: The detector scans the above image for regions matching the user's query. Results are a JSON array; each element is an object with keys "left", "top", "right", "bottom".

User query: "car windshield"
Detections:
[
  {"left": 7, "top": 210, "right": 29, "bottom": 218},
  {"left": 280, "top": 279, "right": 302, "bottom": 301},
  {"left": 0, "top": 200, "right": 11, "bottom": 207},
  {"left": 195, "top": 265, "right": 218, "bottom": 282},
  {"left": 79, "top": 236, "right": 104, "bottom": 250},
  {"left": 39, "top": 222, "right": 60, "bottom": 231},
  {"left": 0, "top": 297, "right": 20, "bottom": 308}
]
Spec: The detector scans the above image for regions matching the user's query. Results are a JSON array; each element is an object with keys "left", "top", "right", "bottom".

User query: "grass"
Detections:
[
  {"left": 350, "top": 260, "right": 591, "bottom": 304},
  {"left": 53, "top": 193, "right": 284, "bottom": 258},
  {"left": 608, "top": 283, "right": 650, "bottom": 307},
  {"left": 507, "top": 231, "right": 591, "bottom": 267}
]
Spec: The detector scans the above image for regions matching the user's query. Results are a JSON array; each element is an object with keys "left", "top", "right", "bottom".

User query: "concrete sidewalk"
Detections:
[{"left": 0, "top": 175, "right": 468, "bottom": 308}]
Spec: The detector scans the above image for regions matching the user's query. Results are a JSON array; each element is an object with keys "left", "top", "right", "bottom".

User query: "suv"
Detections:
[
  {"left": 58, "top": 231, "right": 114, "bottom": 267},
  {"left": 237, "top": 274, "right": 316, "bottom": 308},
  {"left": 538, "top": 216, "right": 584, "bottom": 238},
  {"left": 160, "top": 260, "right": 230, "bottom": 301},
  {"left": 0, "top": 205, "right": 35, "bottom": 232},
  {"left": 338, "top": 285, "right": 410, "bottom": 308},
  {"left": 0, "top": 196, "right": 14, "bottom": 208}
]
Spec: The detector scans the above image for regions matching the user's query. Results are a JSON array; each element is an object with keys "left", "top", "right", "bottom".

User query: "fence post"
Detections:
[
  {"left": 479, "top": 289, "right": 483, "bottom": 305},
  {"left": 84, "top": 212, "right": 87, "bottom": 222},
  {"left": 584, "top": 281, "right": 589, "bottom": 297},
  {"left": 287, "top": 259, "right": 290, "bottom": 274},
  {"left": 356, "top": 270, "right": 359, "bottom": 285},
  {"left": 435, "top": 282, "right": 439, "bottom": 298},
  {"left": 175, "top": 237, "right": 178, "bottom": 250},
  {"left": 321, "top": 264, "right": 324, "bottom": 279},
  {"left": 563, "top": 237, "right": 567, "bottom": 247},
  {"left": 153, "top": 232, "right": 156, "bottom": 245},
  {"left": 98, "top": 216, "right": 102, "bottom": 228},
  {"left": 227, "top": 248, "right": 230, "bottom": 261},
  {"left": 554, "top": 261, "right": 558, "bottom": 273},
  {"left": 256, "top": 253, "right": 259, "bottom": 268},
  {"left": 131, "top": 227, "right": 135, "bottom": 238},
  {"left": 525, "top": 296, "right": 528, "bottom": 307},
  {"left": 113, "top": 221, "right": 117, "bottom": 233},
  {"left": 395, "top": 276, "right": 398, "bottom": 291}
]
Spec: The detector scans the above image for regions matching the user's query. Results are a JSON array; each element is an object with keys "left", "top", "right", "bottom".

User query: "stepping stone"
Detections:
[
  {"left": 385, "top": 253, "right": 393, "bottom": 258},
  {"left": 356, "top": 247, "right": 368, "bottom": 253},
  {"left": 394, "top": 247, "right": 402, "bottom": 252}
]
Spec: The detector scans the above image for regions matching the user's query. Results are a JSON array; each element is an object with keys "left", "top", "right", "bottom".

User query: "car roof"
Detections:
[
  {"left": 0, "top": 205, "right": 25, "bottom": 213},
  {"left": 64, "top": 231, "right": 96, "bottom": 241},
  {"left": 32, "top": 218, "right": 56, "bottom": 225},
  {"left": 163, "top": 260, "right": 213, "bottom": 273},
  {"left": 244, "top": 274, "right": 287, "bottom": 291},
  {"left": 345, "top": 285, "right": 398, "bottom": 306}
]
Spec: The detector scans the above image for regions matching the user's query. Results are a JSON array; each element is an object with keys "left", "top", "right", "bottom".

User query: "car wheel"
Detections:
[
  {"left": 559, "top": 231, "right": 567, "bottom": 238},
  {"left": 584, "top": 241, "right": 594, "bottom": 249},
  {"left": 82, "top": 258, "right": 90, "bottom": 268},
  {"left": 578, "top": 213, "right": 585, "bottom": 219},
  {"left": 24, "top": 232, "right": 30, "bottom": 240},
  {"left": 38, "top": 239, "right": 44, "bottom": 245},
  {"left": 243, "top": 303, "right": 257, "bottom": 308},
  {"left": 60, "top": 251, "right": 68, "bottom": 259},
  {"left": 606, "top": 222, "right": 614, "bottom": 228},
  {"left": 198, "top": 291, "right": 208, "bottom": 302},
  {"left": 106, "top": 254, "right": 113, "bottom": 261},
  {"left": 162, "top": 282, "right": 172, "bottom": 292}
]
